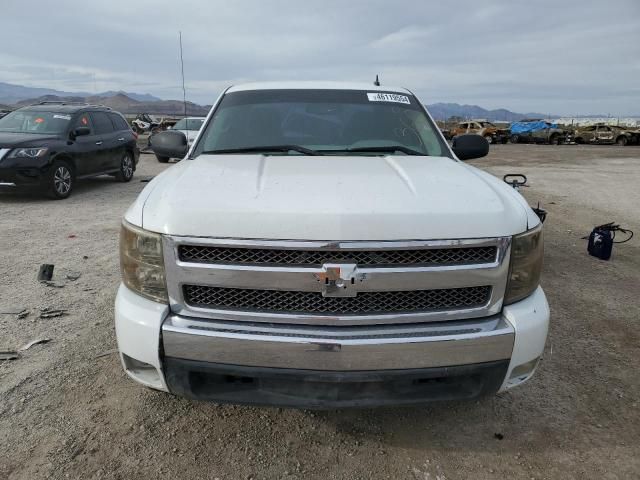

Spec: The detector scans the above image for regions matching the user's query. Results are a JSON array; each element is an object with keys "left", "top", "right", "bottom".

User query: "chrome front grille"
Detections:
[
  {"left": 183, "top": 285, "right": 492, "bottom": 316},
  {"left": 164, "top": 237, "right": 511, "bottom": 326},
  {"left": 178, "top": 245, "right": 497, "bottom": 267}
]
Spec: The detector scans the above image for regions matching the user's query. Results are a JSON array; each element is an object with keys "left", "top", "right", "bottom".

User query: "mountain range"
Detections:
[
  {"left": 426, "top": 102, "right": 550, "bottom": 122},
  {"left": 2, "top": 81, "right": 631, "bottom": 121},
  {"left": 0, "top": 81, "right": 161, "bottom": 105}
]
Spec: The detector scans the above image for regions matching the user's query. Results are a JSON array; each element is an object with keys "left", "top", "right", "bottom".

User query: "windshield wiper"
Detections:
[
  {"left": 322, "top": 145, "right": 427, "bottom": 156},
  {"left": 202, "top": 145, "right": 322, "bottom": 156}
]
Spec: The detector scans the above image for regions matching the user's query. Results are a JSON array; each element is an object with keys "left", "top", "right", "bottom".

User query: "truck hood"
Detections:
[{"left": 135, "top": 154, "right": 531, "bottom": 240}]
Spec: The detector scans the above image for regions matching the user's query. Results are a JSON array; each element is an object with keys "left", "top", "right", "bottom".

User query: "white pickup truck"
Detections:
[{"left": 116, "top": 82, "right": 549, "bottom": 408}]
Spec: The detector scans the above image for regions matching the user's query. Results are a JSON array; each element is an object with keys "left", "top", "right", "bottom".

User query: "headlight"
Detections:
[
  {"left": 10, "top": 147, "right": 49, "bottom": 158},
  {"left": 504, "top": 223, "right": 544, "bottom": 305},
  {"left": 120, "top": 221, "right": 168, "bottom": 303}
]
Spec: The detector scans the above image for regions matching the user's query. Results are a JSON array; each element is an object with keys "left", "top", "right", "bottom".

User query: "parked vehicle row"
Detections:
[
  {"left": 151, "top": 116, "right": 205, "bottom": 163},
  {"left": 0, "top": 101, "right": 139, "bottom": 199},
  {"left": 131, "top": 113, "right": 179, "bottom": 135},
  {"left": 444, "top": 119, "right": 639, "bottom": 146}
]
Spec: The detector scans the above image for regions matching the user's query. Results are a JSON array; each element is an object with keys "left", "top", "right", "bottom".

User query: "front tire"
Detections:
[
  {"left": 156, "top": 155, "right": 170, "bottom": 163},
  {"left": 510, "top": 134, "right": 520, "bottom": 144},
  {"left": 484, "top": 135, "right": 494, "bottom": 145},
  {"left": 47, "top": 160, "right": 73, "bottom": 199},
  {"left": 115, "top": 152, "right": 134, "bottom": 182},
  {"left": 616, "top": 136, "right": 628, "bottom": 146},
  {"left": 549, "top": 134, "right": 560, "bottom": 145}
]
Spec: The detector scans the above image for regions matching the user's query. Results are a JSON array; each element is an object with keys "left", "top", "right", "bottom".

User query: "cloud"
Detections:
[{"left": 0, "top": 0, "right": 638, "bottom": 114}]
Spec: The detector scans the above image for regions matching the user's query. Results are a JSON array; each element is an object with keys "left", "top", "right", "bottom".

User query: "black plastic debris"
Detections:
[
  {"left": 532, "top": 202, "right": 547, "bottom": 223},
  {"left": 494, "top": 433, "right": 504, "bottom": 440},
  {"left": 37, "top": 264, "right": 55, "bottom": 282},
  {"left": 587, "top": 222, "right": 634, "bottom": 260}
]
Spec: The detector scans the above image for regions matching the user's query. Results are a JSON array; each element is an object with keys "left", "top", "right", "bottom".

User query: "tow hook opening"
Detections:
[
  {"left": 506, "top": 357, "right": 540, "bottom": 388},
  {"left": 122, "top": 353, "right": 164, "bottom": 389}
]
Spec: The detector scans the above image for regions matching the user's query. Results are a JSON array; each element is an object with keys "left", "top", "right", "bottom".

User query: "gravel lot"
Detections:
[{"left": 1, "top": 144, "right": 639, "bottom": 480}]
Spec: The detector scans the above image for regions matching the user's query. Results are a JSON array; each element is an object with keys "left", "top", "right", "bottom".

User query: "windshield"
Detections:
[
  {"left": 174, "top": 118, "right": 205, "bottom": 131},
  {"left": 193, "top": 89, "right": 447, "bottom": 157},
  {"left": 0, "top": 110, "right": 72, "bottom": 134}
]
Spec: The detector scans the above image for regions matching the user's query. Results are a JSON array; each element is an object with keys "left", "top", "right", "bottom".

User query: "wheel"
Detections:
[
  {"left": 115, "top": 152, "right": 134, "bottom": 182},
  {"left": 47, "top": 160, "right": 73, "bottom": 199},
  {"left": 616, "top": 136, "right": 628, "bottom": 146},
  {"left": 549, "top": 134, "right": 559, "bottom": 145},
  {"left": 156, "top": 155, "right": 170, "bottom": 163},
  {"left": 510, "top": 134, "right": 520, "bottom": 144},
  {"left": 484, "top": 135, "right": 493, "bottom": 144},
  {"left": 574, "top": 137, "right": 584, "bottom": 144}
]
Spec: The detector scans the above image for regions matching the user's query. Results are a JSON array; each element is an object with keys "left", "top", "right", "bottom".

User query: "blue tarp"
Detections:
[{"left": 510, "top": 121, "right": 557, "bottom": 134}]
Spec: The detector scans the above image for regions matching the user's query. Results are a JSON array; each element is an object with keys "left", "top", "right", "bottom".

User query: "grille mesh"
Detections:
[
  {"left": 178, "top": 245, "right": 497, "bottom": 267},
  {"left": 183, "top": 285, "right": 491, "bottom": 315}
]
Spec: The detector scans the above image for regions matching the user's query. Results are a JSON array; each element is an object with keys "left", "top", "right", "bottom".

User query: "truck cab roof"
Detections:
[{"left": 226, "top": 81, "right": 411, "bottom": 94}]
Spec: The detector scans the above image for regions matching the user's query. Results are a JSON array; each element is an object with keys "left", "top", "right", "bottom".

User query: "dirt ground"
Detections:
[{"left": 1, "top": 144, "right": 639, "bottom": 480}]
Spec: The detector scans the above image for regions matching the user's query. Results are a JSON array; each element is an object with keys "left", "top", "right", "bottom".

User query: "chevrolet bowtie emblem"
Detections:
[{"left": 314, "top": 263, "right": 362, "bottom": 297}]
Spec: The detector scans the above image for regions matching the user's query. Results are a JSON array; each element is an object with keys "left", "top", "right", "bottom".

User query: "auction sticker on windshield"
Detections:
[{"left": 367, "top": 92, "right": 410, "bottom": 104}]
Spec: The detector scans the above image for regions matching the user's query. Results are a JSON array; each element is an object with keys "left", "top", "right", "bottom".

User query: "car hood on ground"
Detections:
[
  {"left": 130, "top": 154, "right": 533, "bottom": 240},
  {"left": 0, "top": 132, "right": 60, "bottom": 148}
]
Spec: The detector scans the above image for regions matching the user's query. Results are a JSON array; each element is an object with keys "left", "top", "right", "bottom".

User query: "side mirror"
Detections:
[
  {"left": 452, "top": 134, "right": 489, "bottom": 160},
  {"left": 150, "top": 130, "right": 188, "bottom": 159},
  {"left": 72, "top": 127, "right": 91, "bottom": 138}
]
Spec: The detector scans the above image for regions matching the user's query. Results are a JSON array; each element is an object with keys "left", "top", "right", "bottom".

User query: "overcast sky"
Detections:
[{"left": 2, "top": 0, "right": 639, "bottom": 115}]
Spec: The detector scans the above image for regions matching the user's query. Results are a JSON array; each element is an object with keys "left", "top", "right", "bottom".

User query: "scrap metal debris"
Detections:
[
  {"left": 19, "top": 338, "right": 51, "bottom": 351},
  {"left": 0, "top": 307, "right": 29, "bottom": 319},
  {"left": 95, "top": 348, "right": 119, "bottom": 359},
  {"left": 42, "top": 281, "right": 65, "bottom": 288},
  {"left": 66, "top": 272, "right": 82, "bottom": 281},
  {"left": 0, "top": 338, "right": 51, "bottom": 361},
  {"left": 37, "top": 264, "right": 55, "bottom": 282},
  {"left": 0, "top": 351, "right": 19, "bottom": 361},
  {"left": 0, "top": 307, "right": 27, "bottom": 315},
  {"left": 39, "top": 308, "right": 68, "bottom": 319}
]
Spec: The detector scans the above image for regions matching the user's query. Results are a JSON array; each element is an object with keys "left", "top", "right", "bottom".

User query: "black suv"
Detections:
[{"left": 0, "top": 102, "right": 139, "bottom": 199}]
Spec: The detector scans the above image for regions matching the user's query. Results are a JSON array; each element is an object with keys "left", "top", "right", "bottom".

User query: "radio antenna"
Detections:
[
  {"left": 374, "top": 74, "right": 380, "bottom": 86},
  {"left": 179, "top": 31, "right": 187, "bottom": 118}
]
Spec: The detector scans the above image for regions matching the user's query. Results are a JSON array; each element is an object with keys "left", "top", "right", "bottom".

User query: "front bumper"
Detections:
[
  {"left": 0, "top": 165, "right": 49, "bottom": 190},
  {"left": 115, "top": 285, "right": 549, "bottom": 407}
]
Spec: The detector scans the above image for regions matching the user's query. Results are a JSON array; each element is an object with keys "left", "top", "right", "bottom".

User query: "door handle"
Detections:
[
  {"left": 117, "top": 138, "right": 125, "bottom": 141},
  {"left": 95, "top": 141, "right": 103, "bottom": 145}
]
